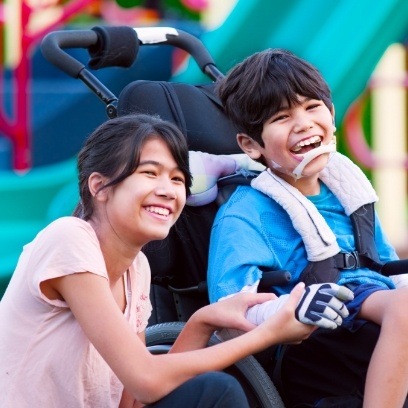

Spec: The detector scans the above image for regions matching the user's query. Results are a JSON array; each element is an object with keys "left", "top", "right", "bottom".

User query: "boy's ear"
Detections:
[
  {"left": 237, "top": 133, "right": 262, "bottom": 160},
  {"left": 88, "top": 172, "right": 109, "bottom": 201},
  {"left": 331, "top": 104, "right": 336, "bottom": 132}
]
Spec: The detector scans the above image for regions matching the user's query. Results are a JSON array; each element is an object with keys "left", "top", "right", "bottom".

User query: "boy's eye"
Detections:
[
  {"left": 306, "top": 101, "right": 323, "bottom": 110},
  {"left": 272, "top": 114, "right": 288, "bottom": 122}
]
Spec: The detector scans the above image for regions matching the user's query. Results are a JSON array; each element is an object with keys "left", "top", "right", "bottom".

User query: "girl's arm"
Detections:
[
  {"left": 169, "top": 291, "right": 277, "bottom": 353},
  {"left": 53, "top": 272, "right": 313, "bottom": 405},
  {"left": 119, "top": 332, "right": 146, "bottom": 408},
  {"left": 119, "top": 387, "right": 140, "bottom": 408}
]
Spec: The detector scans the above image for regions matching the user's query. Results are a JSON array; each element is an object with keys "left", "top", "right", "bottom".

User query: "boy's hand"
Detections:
[{"left": 295, "top": 283, "right": 354, "bottom": 329}]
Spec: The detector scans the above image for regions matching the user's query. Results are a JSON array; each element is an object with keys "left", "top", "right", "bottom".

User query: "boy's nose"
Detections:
[
  {"left": 294, "top": 122, "right": 313, "bottom": 133},
  {"left": 293, "top": 114, "right": 313, "bottom": 133}
]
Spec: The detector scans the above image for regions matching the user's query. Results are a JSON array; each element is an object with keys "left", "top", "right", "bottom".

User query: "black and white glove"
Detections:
[
  {"left": 295, "top": 283, "right": 354, "bottom": 329},
  {"left": 245, "top": 282, "right": 353, "bottom": 330}
]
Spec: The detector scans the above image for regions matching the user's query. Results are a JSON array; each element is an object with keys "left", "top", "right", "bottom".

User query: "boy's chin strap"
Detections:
[{"left": 292, "top": 138, "right": 337, "bottom": 180}]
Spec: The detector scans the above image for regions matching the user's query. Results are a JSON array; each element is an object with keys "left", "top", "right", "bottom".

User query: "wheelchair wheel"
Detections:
[{"left": 146, "top": 322, "right": 285, "bottom": 408}]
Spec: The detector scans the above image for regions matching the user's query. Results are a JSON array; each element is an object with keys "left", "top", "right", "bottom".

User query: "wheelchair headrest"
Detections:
[{"left": 117, "top": 80, "right": 241, "bottom": 154}]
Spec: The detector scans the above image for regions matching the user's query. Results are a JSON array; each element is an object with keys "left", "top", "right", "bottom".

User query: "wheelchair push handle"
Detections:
[
  {"left": 41, "top": 26, "right": 224, "bottom": 117},
  {"left": 41, "top": 28, "right": 120, "bottom": 115},
  {"left": 41, "top": 26, "right": 223, "bottom": 80},
  {"left": 41, "top": 29, "right": 99, "bottom": 78},
  {"left": 135, "top": 27, "right": 223, "bottom": 80}
]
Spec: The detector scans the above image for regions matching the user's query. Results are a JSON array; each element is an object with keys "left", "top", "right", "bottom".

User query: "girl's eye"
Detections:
[
  {"left": 141, "top": 170, "right": 156, "bottom": 176},
  {"left": 172, "top": 176, "right": 185, "bottom": 184}
]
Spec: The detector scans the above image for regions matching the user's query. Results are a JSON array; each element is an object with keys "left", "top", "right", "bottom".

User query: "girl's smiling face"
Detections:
[{"left": 99, "top": 137, "right": 187, "bottom": 250}]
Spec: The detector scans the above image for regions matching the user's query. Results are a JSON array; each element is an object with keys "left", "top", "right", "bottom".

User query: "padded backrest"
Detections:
[
  {"left": 117, "top": 80, "right": 241, "bottom": 154},
  {"left": 117, "top": 80, "right": 241, "bottom": 323}
]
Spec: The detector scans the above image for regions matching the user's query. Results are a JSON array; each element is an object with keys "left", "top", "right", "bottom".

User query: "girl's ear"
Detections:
[
  {"left": 237, "top": 133, "right": 263, "bottom": 160},
  {"left": 88, "top": 172, "right": 109, "bottom": 202}
]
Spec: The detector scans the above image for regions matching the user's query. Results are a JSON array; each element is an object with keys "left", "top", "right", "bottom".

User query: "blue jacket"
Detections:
[{"left": 208, "top": 182, "right": 397, "bottom": 303}]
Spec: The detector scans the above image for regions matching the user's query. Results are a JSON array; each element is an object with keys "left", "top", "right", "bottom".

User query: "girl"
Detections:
[{"left": 0, "top": 114, "right": 314, "bottom": 407}]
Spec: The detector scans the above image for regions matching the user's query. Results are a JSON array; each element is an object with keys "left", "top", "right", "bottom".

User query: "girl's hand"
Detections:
[
  {"left": 196, "top": 292, "right": 278, "bottom": 333},
  {"left": 260, "top": 283, "right": 317, "bottom": 344},
  {"left": 177, "top": 284, "right": 315, "bottom": 354}
]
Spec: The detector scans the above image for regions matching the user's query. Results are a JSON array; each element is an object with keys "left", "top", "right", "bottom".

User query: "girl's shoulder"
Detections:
[
  {"left": 19, "top": 217, "right": 106, "bottom": 298},
  {"left": 38, "top": 216, "right": 95, "bottom": 241},
  {"left": 46, "top": 216, "right": 92, "bottom": 231},
  {"left": 28, "top": 217, "right": 100, "bottom": 265}
]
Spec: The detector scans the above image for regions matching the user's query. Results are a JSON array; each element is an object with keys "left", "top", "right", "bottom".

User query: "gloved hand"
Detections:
[
  {"left": 295, "top": 283, "right": 354, "bottom": 329},
  {"left": 245, "top": 282, "right": 353, "bottom": 330}
]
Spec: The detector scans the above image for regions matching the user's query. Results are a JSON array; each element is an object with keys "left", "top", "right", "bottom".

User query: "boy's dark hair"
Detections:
[
  {"left": 217, "top": 48, "right": 332, "bottom": 146},
  {"left": 73, "top": 113, "right": 192, "bottom": 220}
]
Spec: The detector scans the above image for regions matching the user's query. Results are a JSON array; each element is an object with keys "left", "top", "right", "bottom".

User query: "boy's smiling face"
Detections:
[{"left": 238, "top": 95, "right": 335, "bottom": 194}]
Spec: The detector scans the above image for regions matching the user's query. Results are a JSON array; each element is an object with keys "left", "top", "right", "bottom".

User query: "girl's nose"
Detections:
[{"left": 155, "top": 181, "right": 177, "bottom": 200}]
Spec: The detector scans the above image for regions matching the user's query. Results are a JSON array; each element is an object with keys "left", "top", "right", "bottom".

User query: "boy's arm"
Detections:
[
  {"left": 373, "top": 212, "right": 408, "bottom": 287},
  {"left": 208, "top": 208, "right": 275, "bottom": 303},
  {"left": 208, "top": 203, "right": 354, "bottom": 330},
  {"left": 374, "top": 212, "right": 399, "bottom": 263}
]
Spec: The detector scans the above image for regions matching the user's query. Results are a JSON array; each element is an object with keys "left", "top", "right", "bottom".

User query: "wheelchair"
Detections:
[
  {"left": 41, "top": 24, "right": 408, "bottom": 408},
  {"left": 41, "top": 25, "right": 287, "bottom": 407}
]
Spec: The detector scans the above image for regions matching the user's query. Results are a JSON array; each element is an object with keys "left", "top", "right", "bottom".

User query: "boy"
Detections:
[{"left": 208, "top": 49, "right": 408, "bottom": 407}]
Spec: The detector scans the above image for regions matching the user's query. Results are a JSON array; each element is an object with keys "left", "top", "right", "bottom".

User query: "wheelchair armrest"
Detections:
[
  {"left": 167, "top": 271, "right": 292, "bottom": 296},
  {"left": 168, "top": 281, "right": 208, "bottom": 295},
  {"left": 381, "top": 259, "right": 408, "bottom": 276},
  {"left": 258, "top": 270, "right": 292, "bottom": 292}
]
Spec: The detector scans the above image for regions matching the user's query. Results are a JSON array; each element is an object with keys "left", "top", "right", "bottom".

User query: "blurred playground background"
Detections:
[{"left": 1, "top": 0, "right": 408, "bottom": 297}]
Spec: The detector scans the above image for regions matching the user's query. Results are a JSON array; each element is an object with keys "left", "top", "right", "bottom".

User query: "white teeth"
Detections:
[
  {"left": 292, "top": 136, "right": 322, "bottom": 151},
  {"left": 146, "top": 206, "right": 170, "bottom": 216}
]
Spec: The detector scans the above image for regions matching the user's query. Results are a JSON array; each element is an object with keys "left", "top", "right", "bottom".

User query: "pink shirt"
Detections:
[{"left": 0, "top": 217, "right": 152, "bottom": 407}]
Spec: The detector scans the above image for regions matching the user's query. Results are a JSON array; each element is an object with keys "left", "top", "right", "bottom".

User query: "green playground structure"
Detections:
[
  {"left": 0, "top": 160, "right": 78, "bottom": 294},
  {"left": 1, "top": 0, "right": 408, "bottom": 297}
]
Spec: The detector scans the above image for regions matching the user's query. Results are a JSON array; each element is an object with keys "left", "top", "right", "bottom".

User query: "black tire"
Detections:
[{"left": 146, "top": 322, "right": 285, "bottom": 408}]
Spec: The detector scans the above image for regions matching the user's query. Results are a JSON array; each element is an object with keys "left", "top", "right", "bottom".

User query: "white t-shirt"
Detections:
[{"left": 0, "top": 217, "right": 152, "bottom": 407}]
